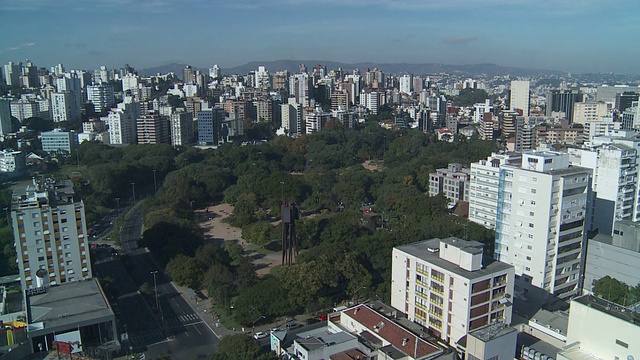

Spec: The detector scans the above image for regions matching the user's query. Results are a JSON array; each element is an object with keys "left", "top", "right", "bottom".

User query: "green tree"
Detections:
[
  {"left": 212, "top": 334, "right": 275, "bottom": 360},
  {"left": 166, "top": 254, "right": 204, "bottom": 289},
  {"left": 592, "top": 276, "right": 630, "bottom": 304}
]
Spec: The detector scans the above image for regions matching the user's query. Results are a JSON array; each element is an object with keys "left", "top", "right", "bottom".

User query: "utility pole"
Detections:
[
  {"left": 115, "top": 198, "right": 120, "bottom": 217},
  {"left": 152, "top": 169, "right": 157, "bottom": 191},
  {"left": 131, "top": 183, "right": 136, "bottom": 205}
]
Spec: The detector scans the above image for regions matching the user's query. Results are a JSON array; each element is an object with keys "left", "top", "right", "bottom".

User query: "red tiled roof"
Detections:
[
  {"left": 345, "top": 305, "right": 441, "bottom": 359},
  {"left": 330, "top": 348, "right": 368, "bottom": 360}
]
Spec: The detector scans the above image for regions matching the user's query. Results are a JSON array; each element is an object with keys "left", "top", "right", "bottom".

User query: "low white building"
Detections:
[
  {"left": 558, "top": 294, "right": 639, "bottom": 360},
  {"left": 0, "top": 150, "right": 24, "bottom": 173}
]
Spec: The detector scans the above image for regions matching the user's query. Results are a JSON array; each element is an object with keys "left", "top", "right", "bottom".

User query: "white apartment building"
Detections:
[
  {"left": 0, "top": 97, "right": 12, "bottom": 136},
  {"left": 86, "top": 83, "right": 115, "bottom": 113},
  {"left": 391, "top": 237, "right": 514, "bottom": 347},
  {"left": 254, "top": 66, "right": 270, "bottom": 90},
  {"left": 51, "top": 91, "right": 80, "bottom": 123},
  {"left": 621, "top": 100, "right": 640, "bottom": 130},
  {"left": 106, "top": 102, "right": 139, "bottom": 144},
  {"left": 569, "top": 133, "right": 640, "bottom": 235},
  {"left": 360, "top": 91, "right": 379, "bottom": 115},
  {"left": 428, "top": 163, "right": 470, "bottom": 204},
  {"left": 399, "top": 74, "right": 412, "bottom": 95},
  {"left": 289, "top": 73, "right": 310, "bottom": 107},
  {"left": 469, "top": 152, "right": 523, "bottom": 230},
  {"left": 582, "top": 116, "right": 620, "bottom": 144},
  {"left": 0, "top": 150, "right": 23, "bottom": 173},
  {"left": 510, "top": 80, "right": 530, "bottom": 116},
  {"left": 10, "top": 100, "right": 38, "bottom": 121},
  {"left": 558, "top": 295, "right": 639, "bottom": 360},
  {"left": 572, "top": 102, "right": 608, "bottom": 125},
  {"left": 11, "top": 179, "right": 92, "bottom": 290},
  {"left": 281, "top": 99, "right": 302, "bottom": 136},
  {"left": 305, "top": 106, "right": 330, "bottom": 134},
  {"left": 495, "top": 151, "right": 591, "bottom": 298},
  {"left": 473, "top": 99, "right": 492, "bottom": 123},
  {"left": 170, "top": 110, "right": 193, "bottom": 146},
  {"left": 121, "top": 73, "right": 138, "bottom": 92}
]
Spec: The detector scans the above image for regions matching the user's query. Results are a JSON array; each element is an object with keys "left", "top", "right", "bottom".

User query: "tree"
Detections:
[
  {"left": 212, "top": 334, "right": 275, "bottom": 360},
  {"left": 166, "top": 254, "right": 204, "bottom": 289},
  {"left": 592, "top": 276, "right": 630, "bottom": 305}
]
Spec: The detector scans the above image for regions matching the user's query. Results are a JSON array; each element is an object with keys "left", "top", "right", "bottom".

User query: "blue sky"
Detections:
[{"left": 1, "top": 0, "right": 639, "bottom": 74}]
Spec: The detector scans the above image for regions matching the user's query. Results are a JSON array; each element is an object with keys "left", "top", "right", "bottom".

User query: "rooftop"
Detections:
[
  {"left": 295, "top": 328, "right": 356, "bottom": 351},
  {"left": 27, "top": 278, "right": 114, "bottom": 332},
  {"left": 469, "top": 322, "right": 517, "bottom": 343},
  {"left": 395, "top": 238, "right": 513, "bottom": 280},
  {"left": 573, "top": 294, "right": 640, "bottom": 326},
  {"left": 343, "top": 304, "right": 442, "bottom": 359},
  {"left": 530, "top": 308, "right": 569, "bottom": 337}
]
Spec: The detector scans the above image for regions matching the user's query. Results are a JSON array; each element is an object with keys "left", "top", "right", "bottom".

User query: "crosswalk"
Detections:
[
  {"left": 129, "top": 329, "right": 165, "bottom": 345},
  {"left": 166, "top": 313, "right": 200, "bottom": 325}
]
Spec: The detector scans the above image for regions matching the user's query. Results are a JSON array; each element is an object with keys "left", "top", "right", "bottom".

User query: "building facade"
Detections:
[
  {"left": 11, "top": 179, "right": 92, "bottom": 290},
  {"left": 494, "top": 151, "right": 591, "bottom": 298},
  {"left": 391, "top": 237, "right": 514, "bottom": 347},
  {"left": 136, "top": 113, "right": 169, "bottom": 144},
  {"left": 428, "top": 163, "right": 470, "bottom": 204},
  {"left": 197, "top": 108, "right": 225, "bottom": 146},
  {"left": 170, "top": 110, "right": 194, "bottom": 146},
  {"left": 41, "top": 129, "right": 77, "bottom": 154},
  {"left": 86, "top": 83, "right": 115, "bottom": 113},
  {"left": 510, "top": 80, "right": 530, "bottom": 116}
]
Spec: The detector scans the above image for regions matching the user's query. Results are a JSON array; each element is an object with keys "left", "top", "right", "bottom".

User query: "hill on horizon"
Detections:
[{"left": 139, "top": 60, "right": 565, "bottom": 78}]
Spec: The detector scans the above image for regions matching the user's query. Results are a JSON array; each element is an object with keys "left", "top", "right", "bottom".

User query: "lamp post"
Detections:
[
  {"left": 151, "top": 271, "right": 159, "bottom": 310},
  {"left": 131, "top": 183, "right": 136, "bottom": 205},
  {"left": 353, "top": 286, "right": 367, "bottom": 305},
  {"left": 152, "top": 169, "right": 157, "bottom": 191},
  {"left": 280, "top": 181, "right": 285, "bottom": 203},
  {"left": 115, "top": 198, "right": 120, "bottom": 217},
  {"left": 383, "top": 135, "right": 386, "bottom": 159},
  {"left": 252, "top": 315, "right": 266, "bottom": 334}
]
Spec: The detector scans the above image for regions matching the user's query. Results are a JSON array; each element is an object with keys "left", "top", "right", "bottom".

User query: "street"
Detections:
[{"left": 93, "top": 201, "right": 221, "bottom": 359}]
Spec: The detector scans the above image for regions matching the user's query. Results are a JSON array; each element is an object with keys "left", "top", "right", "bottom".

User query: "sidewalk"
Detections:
[{"left": 170, "top": 282, "right": 239, "bottom": 339}]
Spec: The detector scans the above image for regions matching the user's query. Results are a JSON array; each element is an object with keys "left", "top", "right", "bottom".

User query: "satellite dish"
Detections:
[{"left": 36, "top": 269, "right": 47, "bottom": 278}]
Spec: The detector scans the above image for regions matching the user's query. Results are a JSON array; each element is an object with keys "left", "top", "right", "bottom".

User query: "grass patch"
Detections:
[{"left": 210, "top": 301, "right": 242, "bottom": 331}]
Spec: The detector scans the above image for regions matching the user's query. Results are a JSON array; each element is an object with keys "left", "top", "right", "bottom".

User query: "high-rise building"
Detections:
[
  {"left": 183, "top": 65, "right": 194, "bottom": 85},
  {"left": 0, "top": 98, "right": 13, "bottom": 136},
  {"left": 331, "top": 90, "right": 349, "bottom": 111},
  {"left": 106, "top": 102, "right": 138, "bottom": 145},
  {"left": 494, "top": 151, "right": 591, "bottom": 298},
  {"left": 428, "top": 163, "right": 470, "bottom": 204},
  {"left": 510, "top": 80, "right": 530, "bottom": 116},
  {"left": 289, "top": 73, "right": 311, "bottom": 107},
  {"left": 473, "top": 99, "right": 493, "bottom": 123},
  {"left": 11, "top": 178, "right": 92, "bottom": 290},
  {"left": 281, "top": 99, "right": 301, "bottom": 136},
  {"left": 399, "top": 74, "right": 412, "bottom": 95},
  {"left": 10, "top": 100, "right": 39, "bottom": 121},
  {"left": 255, "top": 66, "right": 270, "bottom": 90},
  {"left": 572, "top": 102, "right": 608, "bottom": 125},
  {"left": 569, "top": 133, "right": 640, "bottom": 235},
  {"left": 121, "top": 73, "right": 139, "bottom": 93},
  {"left": 197, "top": 108, "right": 225, "bottom": 146},
  {"left": 170, "top": 110, "right": 194, "bottom": 146},
  {"left": 86, "top": 83, "right": 115, "bottom": 113},
  {"left": 209, "top": 64, "right": 220, "bottom": 79},
  {"left": 621, "top": 101, "right": 640, "bottom": 130},
  {"left": 305, "top": 106, "right": 330, "bottom": 134},
  {"left": 546, "top": 89, "right": 584, "bottom": 122},
  {"left": 391, "top": 237, "right": 514, "bottom": 346},
  {"left": 136, "top": 113, "right": 169, "bottom": 144},
  {"left": 3, "top": 62, "right": 21, "bottom": 86},
  {"left": 478, "top": 112, "right": 495, "bottom": 140},
  {"left": 51, "top": 92, "right": 81, "bottom": 123},
  {"left": 469, "top": 152, "right": 523, "bottom": 230},
  {"left": 254, "top": 99, "right": 273, "bottom": 122},
  {"left": 615, "top": 91, "right": 639, "bottom": 112},
  {"left": 359, "top": 91, "right": 379, "bottom": 115}
]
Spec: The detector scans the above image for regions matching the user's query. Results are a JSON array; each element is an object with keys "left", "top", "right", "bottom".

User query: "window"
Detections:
[
  {"left": 65, "top": 252, "right": 71, "bottom": 258},
  {"left": 530, "top": 200, "right": 536, "bottom": 205},
  {"left": 531, "top": 189, "right": 536, "bottom": 194},
  {"left": 615, "top": 339, "right": 628, "bottom": 348},
  {"left": 33, "top": 222, "right": 40, "bottom": 227},
  {"left": 529, "top": 223, "right": 534, "bottom": 228},
  {"left": 62, "top": 227, "right": 68, "bottom": 232},
  {"left": 37, "top": 247, "right": 43, "bottom": 253},
  {"left": 526, "top": 256, "right": 531, "bottom": 261},
  {"left": 32, "top": 213, "right": 40, "bottom": 219},
  {"left": 525, "top": 267, "right": 531, "bottom": 271}
]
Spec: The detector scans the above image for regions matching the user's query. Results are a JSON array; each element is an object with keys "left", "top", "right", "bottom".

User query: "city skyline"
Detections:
[{"left": 1, "top": 0, "right": 639, "bottom": 75}]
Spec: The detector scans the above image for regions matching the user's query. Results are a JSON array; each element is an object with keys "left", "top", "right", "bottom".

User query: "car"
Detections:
[
  {"left": 305, "top": 317, "right": 319, "bottom": 325},
  {"left": 253, "top": 331, "right": 268, "bottom": 340},
  {"left": 285, "top": 323, "right": 303, "bottom": 330},
  {"left": 317, "top": 313, "right": 328, "bottom": 321}
]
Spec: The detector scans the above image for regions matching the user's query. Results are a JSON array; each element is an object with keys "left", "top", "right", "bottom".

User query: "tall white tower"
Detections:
[{"left": 510, "top": 80, "right": 530, "bottom": 116}]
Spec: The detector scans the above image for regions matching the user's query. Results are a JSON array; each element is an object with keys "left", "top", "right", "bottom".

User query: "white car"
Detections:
[{"left": 253, "top": 331, "right": 268, "bottom": 340}]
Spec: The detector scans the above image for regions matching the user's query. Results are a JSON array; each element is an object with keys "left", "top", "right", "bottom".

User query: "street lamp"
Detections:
[
  {"left": 383, "top": 135, "right": 386, "bottom": 158},
  {"left": 152, "top": 169, "right": 157, "bottom": 191},
  {"left": 252, "top": 315, "right": 266, "bottom": 334},
  {"left": 131, "top": 183, "right": 136, "bottom": 205},
  {"left": 115, "top": 198, "right": 120, "bottom": 217},
  {"left": 280, "top": 181, "right": 285, "bottom": 203},
  {"left": 353, "top": 286, "right": 367, "bottom": 304},
  {"left": 151, "top": 271, "right": 159, "bottom": 310}
]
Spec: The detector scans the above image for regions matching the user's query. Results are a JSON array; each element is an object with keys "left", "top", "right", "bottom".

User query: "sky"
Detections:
[{"left": 1, "top": 0, "right": 639, "bottom": 75}]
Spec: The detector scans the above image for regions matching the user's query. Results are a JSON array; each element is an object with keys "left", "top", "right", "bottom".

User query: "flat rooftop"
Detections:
[
  {"left": 395, "top": 238, "right": 513, "bottom": 280},
  {"left": 28, "top": 278, "right": 114, "bottom": 331},
  {"left": 469, "top": 322, "right": 517, "bottom": 343},
  {"left": 574, "top": 294, "right": 640, "bottom": 326}
]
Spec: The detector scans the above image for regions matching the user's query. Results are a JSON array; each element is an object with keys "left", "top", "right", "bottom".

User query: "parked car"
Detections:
[
  {"left": 253, "top": 331, "right": 268, "bottom": 340},
  {"left": 285, "top": 322, "right": 303, "bottom": 330}
]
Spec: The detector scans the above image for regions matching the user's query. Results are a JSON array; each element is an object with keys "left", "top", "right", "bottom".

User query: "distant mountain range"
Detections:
[{"left": 139, "top": 60, "right": 565, "bottom": 78}]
